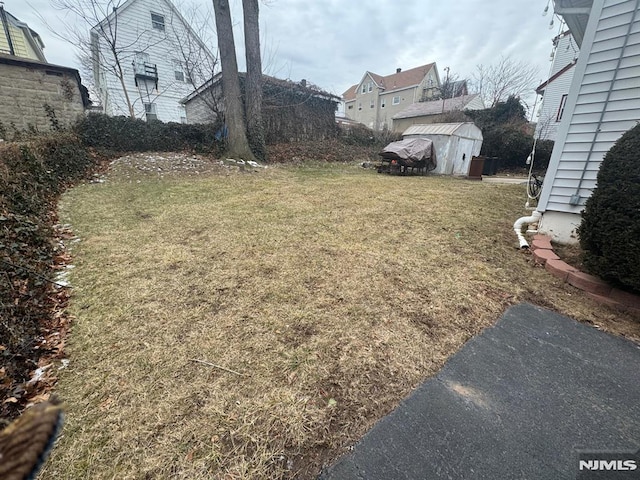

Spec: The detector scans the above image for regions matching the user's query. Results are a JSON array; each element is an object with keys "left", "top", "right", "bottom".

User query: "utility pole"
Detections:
[{"left": 442, "top": 66, "right": 450, "bottom": 113}]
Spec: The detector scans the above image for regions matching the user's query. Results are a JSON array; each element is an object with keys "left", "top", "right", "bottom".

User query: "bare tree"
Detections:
[
  {"left": 44, "top": 0, "right": 138, "bottom": 117},
  {"left": 242, "top": 0, "right": 266, "bottom": 161},
  {"left": 212, "top": 0, "right": 255, "bottom": 160},
  {"left": 472, "top": 56, "right": 539, "bottom": 108},
  {"left": 168, "top": 3, "right": 221, "bottom": 118},
  {"left": 43, "top": 0, "right": 215, "bottom": 120}
]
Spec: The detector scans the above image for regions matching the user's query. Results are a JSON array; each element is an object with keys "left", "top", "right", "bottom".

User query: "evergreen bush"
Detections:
[
  {"left": 75, "top": 113, "right": 224, "bottom": 154},
  {"left": 578, "top": 123, "right": 640, "bottom": 293}
]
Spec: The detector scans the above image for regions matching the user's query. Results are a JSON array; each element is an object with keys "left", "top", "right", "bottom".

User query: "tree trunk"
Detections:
[
  {"left": 212, "top": 0, "right": 255, "bottom": 161},
  {"left": 242, "top": 0, "right": 266, "bottom": 162},
  {"left": 115, "top": 58, "right": 136, "bottom": 118}
]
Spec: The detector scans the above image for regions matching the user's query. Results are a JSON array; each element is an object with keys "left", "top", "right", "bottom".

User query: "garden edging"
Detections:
[{"left": 531, "top": 234, "right": 640, "bottom": 314}]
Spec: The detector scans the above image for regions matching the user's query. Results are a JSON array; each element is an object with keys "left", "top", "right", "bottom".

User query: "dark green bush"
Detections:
[
  {"left": 338, "top": 124, "right": 401, "bottom": 148},
  {"left": 480, "top": 124, "right": 532, "bottom": 169},
  {"left": 75, "top": 113, "right": 224, "bottom": 154},
  {"left": 532, "top": 139, "right": 554, "bottom": 171},
  {"left": 578, "top": 123, "right": 640, "bottom": 293},
  {"left": 465, "top": 96, "right": 554, "bottom": 170}
]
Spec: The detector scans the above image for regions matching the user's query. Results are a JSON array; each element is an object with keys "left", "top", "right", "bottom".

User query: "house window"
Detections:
[
  {"left": 381, "top": 99, "right": 386, "bottom": 108},
  {"left": 144, "top": 103, "right": 158, "bottom": 121},
  {"left": 368, "top": 83, "right": 373, "bottom": 92},
  {"left": 370, "top": 99, "right": 375, "bottom": 108},
  {"left": 151, "top": 13, "right": 165, "bottom": 31},
  {"left": 361, "top": 84, "right": 367, "bottom": 94},
  {"left": 556, "top": 94, "right": 568, "bottom": 121},
  {"left": 392, "top": 96, "right": 400, "bottom": 105},
  {"left": 358, "top": 102, "right": 362, "bottom": 110},
  {"left": 173, "top": 60, "right": 185, "bottom": 82}
]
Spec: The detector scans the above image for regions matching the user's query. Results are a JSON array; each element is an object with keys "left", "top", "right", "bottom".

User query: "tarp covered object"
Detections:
[{"left": 379, "top": 138, "right": 437, "bottom": 170}]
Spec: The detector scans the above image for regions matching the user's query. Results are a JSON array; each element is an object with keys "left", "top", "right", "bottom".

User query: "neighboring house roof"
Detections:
[
  {"left": 0, "top": 6, "right": 46, "bottom": 62},
  {"left": 181, "top": 72, "right": 340, "bottom": 105},
  {"left": 342, "top": 85, "right": 357, "bottom": 102},
  {"left": 535, "top": 59, "right": 578, "bottom": 94},
  {"left": 0, "top": 53, "right": 91, "bottom": 107},
  {"left": 392, "top": 94, "right": 483, "bottom": 119},
  {"left": 342, "top": 63, "right": 436, "bottom": 101}
]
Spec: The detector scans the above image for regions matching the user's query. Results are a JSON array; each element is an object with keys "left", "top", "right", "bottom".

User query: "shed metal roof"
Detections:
[{"left": 402, "top": 122, "right": 483, "bottom": 139}]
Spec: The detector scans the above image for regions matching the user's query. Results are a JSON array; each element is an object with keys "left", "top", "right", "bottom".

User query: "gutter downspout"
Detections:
[{"left": 514, "top": 211, "right": 541, "bottom": 249}]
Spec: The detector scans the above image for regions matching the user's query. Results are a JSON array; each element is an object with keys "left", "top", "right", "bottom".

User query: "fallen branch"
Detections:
[{"left": 189, "top": 358, "right": 248, "bottom": 377}]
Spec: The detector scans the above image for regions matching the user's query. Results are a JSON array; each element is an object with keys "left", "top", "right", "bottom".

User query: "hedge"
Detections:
[
  {"left": 0, "top": 134, "right": 99, "bottom": 417},
  {"left": 75, "top": 113, "right": 224, "bottom": 155}
]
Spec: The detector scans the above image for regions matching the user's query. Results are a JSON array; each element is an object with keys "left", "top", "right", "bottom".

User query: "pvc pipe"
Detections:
[{"left": 513, "top": 210, "right": 542, "bottom": 249}]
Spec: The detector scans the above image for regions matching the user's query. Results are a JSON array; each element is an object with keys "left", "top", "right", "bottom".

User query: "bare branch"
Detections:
[{"left": 472, "top": 56, "right": 539, "bottom": 108}]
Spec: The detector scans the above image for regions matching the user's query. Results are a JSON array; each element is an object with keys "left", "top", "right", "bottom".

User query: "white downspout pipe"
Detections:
[{"left": 514, "top": 211, "right": 541, "bottom": 249}]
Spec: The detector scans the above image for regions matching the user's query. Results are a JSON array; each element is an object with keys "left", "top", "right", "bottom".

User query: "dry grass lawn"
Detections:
[{"left": 41, "top": 157, "right": 639, "bottom": 479}]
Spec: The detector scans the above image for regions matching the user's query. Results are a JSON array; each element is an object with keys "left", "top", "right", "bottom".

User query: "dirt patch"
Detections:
[{"left": 553, "top": 241, "right": 586, "bottom": 271}]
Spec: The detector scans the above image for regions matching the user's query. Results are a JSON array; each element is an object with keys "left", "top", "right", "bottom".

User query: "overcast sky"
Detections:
[{"left": 15, "top": 0, "right": 559, "bottom": 109}]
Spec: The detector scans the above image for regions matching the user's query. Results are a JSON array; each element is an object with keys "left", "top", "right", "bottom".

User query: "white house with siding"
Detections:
[
  {"left": 91, "top": 0, "right": 214, "bottom": 122},
  {"left": 534, "top": 31, "right": 579, "bottom": 141},
  {"left": 536, "top": 0, "right": 640, "bottom": 243}
]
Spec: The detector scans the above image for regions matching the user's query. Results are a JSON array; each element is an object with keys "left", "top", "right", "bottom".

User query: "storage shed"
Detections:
[{"left": 402, "top": 123, "right": 483, "bottom": 176}]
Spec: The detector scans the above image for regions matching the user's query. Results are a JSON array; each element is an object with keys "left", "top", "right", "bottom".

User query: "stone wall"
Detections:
[{"left": 0, "top": 59, "right": 86, "bottom": 136}]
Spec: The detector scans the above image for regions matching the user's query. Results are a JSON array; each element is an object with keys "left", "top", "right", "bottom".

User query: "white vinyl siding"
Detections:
[
  {"left": 538, "top": 0, "right": 640, "bottom": 215},
  {"left": 91, "top": 0, "right": 214, "bottom": 123},
  {"left": 535, "top": 33, "right": 578, "bottom": 141}
]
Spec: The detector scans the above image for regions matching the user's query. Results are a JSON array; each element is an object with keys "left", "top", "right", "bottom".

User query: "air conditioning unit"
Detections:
[{"left": 144, "top": 103, "right": 158, "bottom": 122}]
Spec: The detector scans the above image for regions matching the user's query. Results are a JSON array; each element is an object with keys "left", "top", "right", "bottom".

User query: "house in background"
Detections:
[
  {"left": 91, "top": 0, "right": 214, "bottom": 122},
  {"left": 536, "top": 0, "right": 640, "bottom": 243},
  {"left": 181, "top": 73, "right": 340, "bottom": 142},
  {"left": 0, "top": 4, "right": 45, "bottom": 61},
  {"left": 0, "top": 5, "right": 89, "bottom": 133},
  {"left": 342, "top": 63, "right": 441, "bottom": 131},
  {"left": 391, "top": 94, "right": 484, "bottom": 132},
  {"left": 534, "top": 31, "right": 579, "bottom": 141}
]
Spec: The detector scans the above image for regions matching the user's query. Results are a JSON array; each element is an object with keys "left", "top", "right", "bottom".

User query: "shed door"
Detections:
[{"left": 452, "top": 137, "right": 476, "bottom": 176}]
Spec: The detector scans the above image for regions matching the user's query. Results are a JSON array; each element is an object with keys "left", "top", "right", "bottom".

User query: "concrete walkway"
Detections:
[
  {"left": 481, "top": 176, "right": 528, "bottom": 184},
  {"left": 319, "top": 304, "right": 640, "bottom": 479}
]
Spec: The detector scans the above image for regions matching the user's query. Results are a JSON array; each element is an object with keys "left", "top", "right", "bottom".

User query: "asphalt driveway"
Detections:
[{"left": 319, "top": 304, "right": 640, "bottom": 479}]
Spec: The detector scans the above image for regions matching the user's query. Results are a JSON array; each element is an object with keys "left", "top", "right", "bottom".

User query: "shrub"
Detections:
[
  {"left": 0, "top": 134, "right": 99, "bottom": 417},
  {"left": 578, "top": 123, "right": 640, "bottom": 293},
  {"left": 338, "top": 124, "right": 401, "bottom": 148},
  {"left": 478, "top": 123, "right": 531, "bottom": 169},
  {"left": 75, "top": 113, "right": 224, "bottom": 155},
  {"left": 533, "top": 139, "right": 554, "bottom": 172}
]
